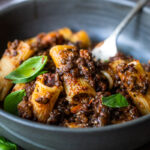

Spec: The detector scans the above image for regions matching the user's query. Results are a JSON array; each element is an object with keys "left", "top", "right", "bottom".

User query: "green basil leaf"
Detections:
[
  {"left": 104, "top": 60, "right": 109, "bottom": 63},
  {"left": 12, "top": 76, "right": 35, "bottom": 84},
  {"left": 0, "top": 137, "right": 17, "bottom": 150},
  {"left": 12, "top": 70, "right": 48, "bottom": 84},
  {"left": 102, "top": 93, "right": 128, "bottom": 108},
  {"left": 38, "top": 70, "right": 48, "bottom": 75},
  {"left": 4, "top": 90, "right": 26, "bottom": 115},
  {"left": 5, "top": 56, "right": 47, "bottom": 83}
]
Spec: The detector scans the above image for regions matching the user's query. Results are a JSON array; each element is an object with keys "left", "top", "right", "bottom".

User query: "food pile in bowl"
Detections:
[{"left": 1, "top": 27, "right": 150, "bottom": 128}]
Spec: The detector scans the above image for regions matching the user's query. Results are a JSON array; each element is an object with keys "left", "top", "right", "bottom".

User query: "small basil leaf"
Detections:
[
  {"left": 12, "top": 70, "right": 48, "bottom": 84},
  {"left": 4, "top": 90, "right": 26, "bottom": 115},
  {"left": 5, "top": 56, "right": 47, "bottom": 83},
  {"left": 0, "top": 137, "right": 6, "bottom": 142},
  {"left": 102, "top": 93, "right": 128, "bottom": 108},
  {"left": 38, "top": 70, "right": 48, "bottom": 75},
  {"left": 0, "top": 137, "right": 17, "bottom": 150},
  {"left": 104, "top": 60, "right": 109, "bottom": 63},
  {"left": 12, "top": 77, "right": 35, "bottom": 84}
]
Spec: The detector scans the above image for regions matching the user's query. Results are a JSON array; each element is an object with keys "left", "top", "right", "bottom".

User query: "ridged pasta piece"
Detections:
[
  {"left": 58, "top": 27, "right": 73, "bottom": 40},
  {"left": 25, "top": 37, "right": 37, "bottom": 47},
  {"left": 26, "top": 28, "right": 91, "bottom": 50},
  {"left": 11, "top": 82, "right": 35, "bottom": 119},
  {"left": 50, "top": 45, "right": 96, "bottom": 103},
  {"left": 50, "top": 45, "right": 77, "bottom": 69},
  {"left": 0, "top": 41, "right": 34, "bottom": 101},
  {"left": 58, "top": 28, "right": 91, "bottom": 48},
  {"left": 10, "top": 83, "right": 33, "bottom": 119},
  {"left": 110, "top": 59, "right": 150, "bottom": 115},
  {"left": 12, "top": 83, "right": 26, "bottom": 92},
  {"left": 64, "top": 74, "right": 96, "bottom": 103},
  {"left": 26, "top": 28, "right": 69, "bottom": 48},
  {"left": 26, "top": 31, "right": 65, "bottom": 48},
  {"left": 65, "top": 122, "right": 86, "bottom": 128},
  {"left": 70, "top": 30, "right": 91, "bottom": 48},
  {"left": 40, "top": 32, "right": 64, "bottom": 46},
  {"left": 29, "top": 74, "right": 63, "bottom": 122}
]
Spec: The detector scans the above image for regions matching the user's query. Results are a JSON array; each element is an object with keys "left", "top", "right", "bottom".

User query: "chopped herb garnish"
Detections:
[
  {"left": 4, "top": 90, "right": 26, "bottom": 115},
  {"left": 5, "top": 56, "right": 47, "bottom": 83},
  {"left": 102, "top": 93, "right": 129, "bottom": 108},
  {"left": 0, "top": 136, "right": 17, "bottom": 150}
]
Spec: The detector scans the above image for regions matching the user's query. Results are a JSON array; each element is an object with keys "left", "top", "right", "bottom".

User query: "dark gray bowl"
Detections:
[{"left": 1, "top": 0, "right": 150, "bottom": 150}]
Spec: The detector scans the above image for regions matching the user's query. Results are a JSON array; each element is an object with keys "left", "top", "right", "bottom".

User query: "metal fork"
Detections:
[{"left": 92, "top": 0, "right": 149, "bottom": 61}]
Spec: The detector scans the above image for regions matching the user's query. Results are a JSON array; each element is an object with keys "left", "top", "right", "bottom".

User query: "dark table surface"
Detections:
[{"left": 1, "top": 0, "right": 150, "bottom": 150}]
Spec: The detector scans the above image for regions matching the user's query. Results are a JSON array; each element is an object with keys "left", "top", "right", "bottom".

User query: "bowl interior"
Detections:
[{"left": 1, "top": 1, "right": 150, "bottom": 150}]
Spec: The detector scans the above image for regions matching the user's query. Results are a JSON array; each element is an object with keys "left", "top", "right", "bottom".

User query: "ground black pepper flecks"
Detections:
[{"left": 5, "top": 29, "right": 147, "bottom": 127}]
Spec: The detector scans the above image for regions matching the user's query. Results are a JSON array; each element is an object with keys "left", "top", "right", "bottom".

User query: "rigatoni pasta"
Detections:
[
  {"left": 0, "top": 41, "right": 34, "bottom": 101},
  {"left": 2, "top": 27, "right": 150, "bottom": 128},
  {"left": 110, "top": 59, "right": 150, "bottom": 115},
  {"left": 50, "top": 45, "right": 77, "bottom": 69},
  {"left": 29, "top": 74, "right": 63, "bottom": 122},
  {"left": 64, "top": 74, "right": 96, "bottom": 103},
  {"left": 70, "top": 30, "right": 91, "bottom": 48}
]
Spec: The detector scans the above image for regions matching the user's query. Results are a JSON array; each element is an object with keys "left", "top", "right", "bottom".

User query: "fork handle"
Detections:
[{"left": 111, "top": 0, "right": 149, "bottom": 38}]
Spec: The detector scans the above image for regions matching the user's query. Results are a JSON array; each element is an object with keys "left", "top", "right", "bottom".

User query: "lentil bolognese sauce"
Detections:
[{"left": 1, "top": 27, "right": 150, "bottom": 128}]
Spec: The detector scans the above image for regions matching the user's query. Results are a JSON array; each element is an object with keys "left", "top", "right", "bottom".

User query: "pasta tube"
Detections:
[
  {"left": 50, "top": 45, "right": 96, "bottom": 103},
  {"left": 58, "top": 28, "right": 91, "bottom": 48},
  {"left": 70, "top": 30, "right": 91, "bottom": 48},
  {"left": 12, "top": 83, "right": 26, "bottom": 92},
  {"left": 50, "top": 45, "right": 77, "bottom": 69},
  {"left": 0, "top": 41, "right": 34, "bottom": 101},
  {"left": 30, "top": 74, "right": 63, "bottom": 122},
  {"left": 64, "top": 74, "right": 96, "bottom": 103},
  {"left": 58, "top": 27, "right": 73, "bottom": 40},
  {"left": 110, "top": 59, "right": 150, "bottom": 115}
]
